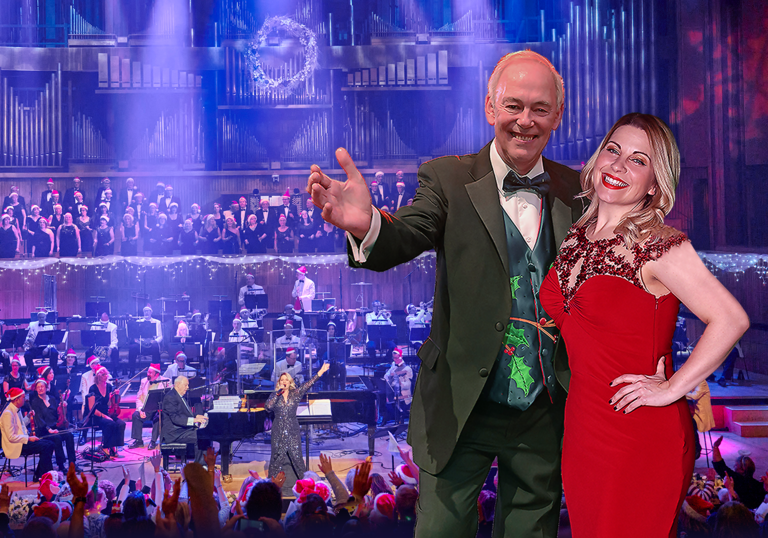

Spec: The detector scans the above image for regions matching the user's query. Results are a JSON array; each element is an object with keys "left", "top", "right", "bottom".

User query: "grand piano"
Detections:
[{"left": 199, "top": 389, "right": 377, "bottom": 475}]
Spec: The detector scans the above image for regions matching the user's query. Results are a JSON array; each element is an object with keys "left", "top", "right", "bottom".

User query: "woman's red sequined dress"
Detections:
[{"left": 540, "top": 225, "right": 695, "bottom": 537}]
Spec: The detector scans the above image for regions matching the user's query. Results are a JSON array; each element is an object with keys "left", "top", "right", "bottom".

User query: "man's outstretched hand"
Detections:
[{"left": 308, "top": 148, "right": 373, "bottom": 240}]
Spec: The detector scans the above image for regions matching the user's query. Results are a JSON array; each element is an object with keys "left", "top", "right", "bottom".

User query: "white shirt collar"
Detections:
[{"left": 490, "top": 139, "right": 545, "bottom": 191}]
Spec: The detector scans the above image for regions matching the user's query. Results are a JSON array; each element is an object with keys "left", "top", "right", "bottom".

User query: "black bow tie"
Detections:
[{"left": 502, "top": 170, "right": 551, "bottom": 198}]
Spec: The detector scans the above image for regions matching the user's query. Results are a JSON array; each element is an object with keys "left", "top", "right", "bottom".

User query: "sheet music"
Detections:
[
  {"left": 297, "top": 399, "right": 332, "bottom": 417},
  {"left": 238, "top": 363, "right": 265, "bottom": 376}
]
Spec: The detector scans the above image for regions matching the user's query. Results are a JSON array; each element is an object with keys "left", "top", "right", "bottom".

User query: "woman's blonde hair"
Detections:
[
  {"left": 278, "top": 372, "right": 297, "bottom": 391},
  {"left": 576, "top": 113, "right": 680, "bottom": 248}
]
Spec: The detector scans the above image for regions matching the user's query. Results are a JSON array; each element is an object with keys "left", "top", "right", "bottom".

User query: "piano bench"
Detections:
[{"left": 160, "top": 443, "right": 194, "bottom": 471}]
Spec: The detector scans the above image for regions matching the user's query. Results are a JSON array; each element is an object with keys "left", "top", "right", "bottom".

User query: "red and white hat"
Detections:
[
  {"left": 296, "top": 266, "right": 307, "bottom": 274},
  {"left": 284, "top": 319, "right": 294, "bottom": 327},
  {"left": 286, "top": 347, "right": 296, "bottom": 354},
  {"left": 396, "top": 181, "right": 405, "bottom": 187},
  {"left": 87, "top": 355, "right": 101, "bottom": 367},
  {"left": 175, "top": 351, "right": 187, "bottom": 360},
  {"left": 283, "top": 189, "right": 290, "bottom": 197},
  {"left": 148, "top": 363, "right": 161, "bottom": 374},
  {"left": 37, "top": 366, "right": 52, "bottom": 379},
  {"left": 5, "top": 387, "right": 24, "bottom": 401},
  {"left": 10, "top": 355, "right": 21, "bottom": 365},
  {"left": 292, "top": 478, "right": 316, "bottom": 504},
  {"left": 33, "top": 378, "right": 48, "bottom": 389},
  {"left": 395, "top": 463, "right": 417, "bottom": 485},
  {"left": 313, "top": 481, "right": 331, "bottom": 502},
  {"left": 393, "top": 348, "right": 403, "bottom": 358},
  {"left": 372, "top": 492, "right": 396, "bottom": 520},
  {"left": 66, "top": 348, "right": 76, "bottom": 357}
]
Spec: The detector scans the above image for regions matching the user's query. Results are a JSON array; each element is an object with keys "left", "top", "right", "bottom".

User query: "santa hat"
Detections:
[
  {"left": 87, "top": 355, "right": 101, "bottom": 367},
  {"left": 238, "top": 482, "right": 255, "bottom": 504},
  {"left": 4, "top": 387, "right": 23, "bottom": 401},
  {"left": 10, "top": 355, "right": 21, "bottom": 365},
  {"left": 38, "top": 477, "right": 61, "bottom": 500},
  {"left": 216, "top": 347, "right": 225, "bottom": 354},
  {"left": 175, "top": 351, "right": 187, "bottom": 360},
  {"left": 38, "top": 366, "right": 52, "bottom": 379},
  {"left": 395, "top": 464, "right": 417, "bottom": 485},
  {"left": 33, "top": 501, "right": 69, "bottom": 525},
  {"left": 33, "top": 378, "right": 49, "bottom": 389},
  {"left": 372, "top": 493, "right": 396, "bottom": 520},
  {"left": 46, "top": 178, "right": 54, "bottom": 184},
  {"left": 40, "top": 471, "right": 63, "bottom": 484},
  {"left": 370, "top": 180, "right": 378, "bottom": 187},
  {"left": 683, "top": 495, "right": 713, "bottom": 522},
  {"left": 293, "top": 478, "right": 317, "bottom": 504},
  {"left": 283, "top": 189, "right": 290, "bottom": 197},
  {"left": 66, "top": 348, "right": 76, "bottom": 356},
  {"left": 165, "top": 184, "right": 173, "bottom": 190},
  {"left": 286, "top": 347, "right": 296, "bottom": 354},
  {"left": 240, "top": 307, "right": 249, "bottom": 314},
  {"left": 148, "top": 363, "right": 161, "bottom": 374},
  {"left": 393, "top": 348, "right": 403, "bottom": 358},
  {"left": 284, "top": 320, "right": 294, "bottom": 327},
  {"left": 52, "top": 190, "right": 59, "bottom": 196},
  {"left": 396, "top": 181, "right": 405, "bottom": 187},
  {"left": 313, "top": 481, "right": 331, "bottom": 502},
  {"left": 296, "top": 266, "right": 307, "bottom": 274}
]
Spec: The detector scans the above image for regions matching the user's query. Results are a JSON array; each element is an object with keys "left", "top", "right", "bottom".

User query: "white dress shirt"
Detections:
[{"left": 91, "top": 321, "right": 118, "bottom": 349}]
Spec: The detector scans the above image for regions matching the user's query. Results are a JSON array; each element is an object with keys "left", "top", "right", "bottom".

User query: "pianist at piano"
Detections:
[
  {"left": 265, "top": 362, "right": 329, "bottom": 484},
  {"left": 161, "top": 375, "right": 207, "bottom": 465}
]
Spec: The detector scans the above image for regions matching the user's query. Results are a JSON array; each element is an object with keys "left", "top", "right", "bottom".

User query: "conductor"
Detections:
[{"left": 161, "top": 376, "right": 206, "bottom": 464}]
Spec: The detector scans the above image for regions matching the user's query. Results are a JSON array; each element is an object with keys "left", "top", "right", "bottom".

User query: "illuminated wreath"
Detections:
[{"left": 245, "top": 16, "right": 318, "bottom": 92}]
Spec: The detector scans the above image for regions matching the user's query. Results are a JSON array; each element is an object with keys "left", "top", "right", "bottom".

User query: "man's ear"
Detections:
[{"left": 484, "top": 96, "right": 496, "bottom": 127}]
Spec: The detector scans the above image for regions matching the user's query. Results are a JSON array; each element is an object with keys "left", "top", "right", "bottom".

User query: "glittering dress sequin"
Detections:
[
  {"left": 265, "top": 373, "right": 321, "bottom": 478},
  {"left": 540, "top": 225, "right": 695, "bottom": 538}
]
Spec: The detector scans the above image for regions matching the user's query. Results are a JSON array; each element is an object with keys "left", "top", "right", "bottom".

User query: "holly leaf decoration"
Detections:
[
  {"left": 508, "top": 353, "right": 534, "bottom": 396},
  {"left": 503, "top": 322, "right": 529, "bottom": 351},
  {"left": 510, "top": 276, "right": 522, "bottom": 300}
]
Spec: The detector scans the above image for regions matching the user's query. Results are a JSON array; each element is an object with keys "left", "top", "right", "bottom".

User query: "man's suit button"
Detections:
[
  {"left": 479, "top": 368, "right": 489, "bottom": 377},
  {"left": 527, "top": 263, "right": 536, "bottom": 273},
  {"left": 495, "top": 322, "right": 504, "bottom": 332}
]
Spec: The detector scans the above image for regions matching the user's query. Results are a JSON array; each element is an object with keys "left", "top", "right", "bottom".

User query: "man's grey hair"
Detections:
[
  {"left": 486, "top": 50, "right": 565, "bottom": 113},
  {"left": 174, "top": 376, "right": 188, "bottom": 389}
]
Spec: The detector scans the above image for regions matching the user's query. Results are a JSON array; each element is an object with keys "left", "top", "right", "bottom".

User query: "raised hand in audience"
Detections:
[
  {"left": 388, "top": 470, "right": 404, "bottom": 488},
  {"left": 222, "top": 500, "right": 245, "bottom": 532},
  {"left": 318, "top": 453, "right": 333, "bottom": 476},
  {"left": 351, "top": 459, "right": 373, "bottom": 501},
  {"left": 0, "top": 485, "right": 10, "bottom": 515},
  {"left": 150, "top": 451, "right": 162, "bottom": 473},
  {"left": 272, "top": 471, "right": 286, "bottom": 489}
]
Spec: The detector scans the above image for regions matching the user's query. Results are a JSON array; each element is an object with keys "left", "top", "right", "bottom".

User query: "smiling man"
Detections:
[{"left": 308, "top": 50, "right": 583, "bottom": 538}]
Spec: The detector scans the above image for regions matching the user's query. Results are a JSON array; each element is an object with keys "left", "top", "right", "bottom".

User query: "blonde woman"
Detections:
[
  {"left": 265, "top": 363, "right": 329, "bottom": 480},
  {"left": 540, "top": 113, "right": 749, "bottom": 537}
]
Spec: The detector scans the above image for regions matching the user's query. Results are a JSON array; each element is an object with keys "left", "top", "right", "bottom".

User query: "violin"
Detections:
[
  {"left": 29, "top": 410, "right": 36, "bottom": 437},
  {"left": 56, "top": 378, "right": 70, "bottom": 429},
  {"left": 107, "top": 388, "right": 121, "bottom": 420}
]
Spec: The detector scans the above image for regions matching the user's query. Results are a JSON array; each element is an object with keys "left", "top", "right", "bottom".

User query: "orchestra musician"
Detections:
[
  {"left": 128, "top": 306, "right": 162, "bottom": 377},
  {"left": 278, "top": 305, "right": 304, "bottom": 333},
  {"left": 129, "top": 363, "right": 170, "bottom": 449},
  {"left": 89, "top": 313, "right": 119, "bottom": 375},
  {"left": 86, "top": 366, "right": 126, "bottom": 459},
  {"left": 0, "top": 387, "right": 55, "bottom": 482},
  {"left": 29, "top": 377, "right": 79, "bottom": 472},
  {"left": 365, "top": 301, "right": 396, "bottom": 362},
  {"left": 239, "top": 308, "right": 259, "bottom": 329},
  {"left": 24, "top": 311, "right": 56, "bottom": 368},
  {"left": 228, "top": 318, "right": 253, "bottom": 344},
  {"left": 383, "top": 348, "right": 414, "bottom": 420},
  {"left": 77, "top": 355, "right": 101, "bottom": 445},
  {"left": 161, "top": 376, "right": 206, "bottom": 465},
  {"left": 56, "top": 349, "right": 81, "bottom": 425},
  {"left": 3, "top": 356, "right": 32, "bottom": 407},
  {"left": 275, "top": 320, "right": 300, "bottom": 351},
  {"left": 272, "top": 347, "right": 304, "bottom": 385},
  {"left": 291, "top": 266, "right": 315, "bottom": 312},
  {"left": 238, "top": 274, "right": 265, "bottom": 308},
  {"left": 163, "top": 351, "right": 197, "bottom": 380},
  {"left": 406, "top": 303, "right": 430, "bottom": 347}
]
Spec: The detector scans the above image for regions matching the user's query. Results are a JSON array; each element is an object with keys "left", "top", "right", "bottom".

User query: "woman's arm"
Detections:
[
  {"left": 108, "top": 228, "right": 114, "bottom": 245},
  {"left": 74, "top": 226, "right": 81, "bottom": 252},
  {"left": 612, "top": 241, "right": 750, "bottom": 412}
]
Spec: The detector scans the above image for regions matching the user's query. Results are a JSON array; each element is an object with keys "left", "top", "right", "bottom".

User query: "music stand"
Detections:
[
  {"left": 80, "top": 331, "right": 112, "bottom": 349},
  {"left": 0, "top": 330, "right": 17, "bottom": 349},
  {"left": 409, "top": 327, "right": 429, "bottom": 344},
  {"left": 244, "top": 294, "right": 268, "bottom": 311},
  {"left": 34, "top": 330, "right": 66, "bottom": 347},
  {"left": 243, "top": 328, "right": 264, "bottom": 343},
  {"left": 367, "top": 325, "right": 397, "bottom": 354},
  {"left": 145, "top": 387, "right": 171, "bottom": 446},
  {"left": 13, "top": 330, "right": 28, "bottom": 349}
]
